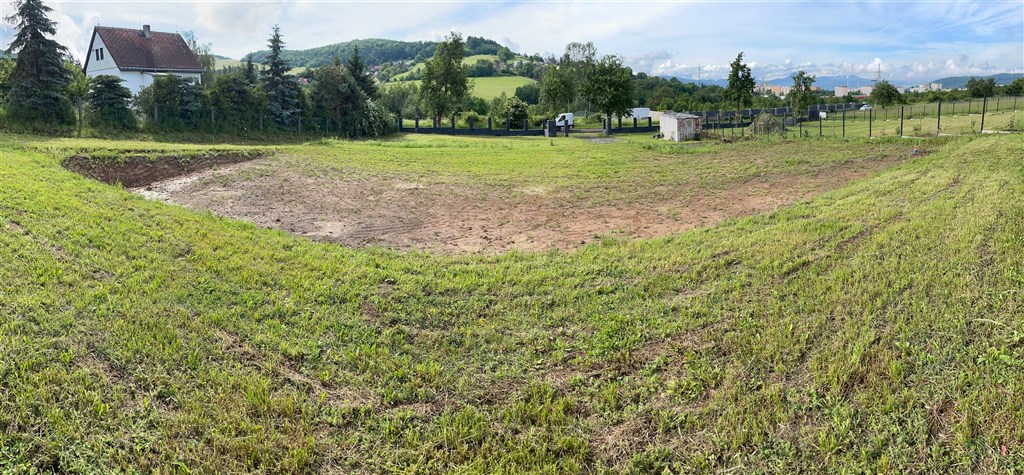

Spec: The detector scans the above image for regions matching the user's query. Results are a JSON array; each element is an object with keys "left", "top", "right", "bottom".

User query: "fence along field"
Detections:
[
  {"left": 393, "top": 96, "right": 1022, "bottom": 141},
  {"left": 1, "top": 130, "right": 1022, "bottom": 473}
]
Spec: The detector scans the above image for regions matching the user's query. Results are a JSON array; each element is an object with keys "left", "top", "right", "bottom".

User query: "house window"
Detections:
[{"left": 94, "top": 48, "right": 104, "bottom": 61}]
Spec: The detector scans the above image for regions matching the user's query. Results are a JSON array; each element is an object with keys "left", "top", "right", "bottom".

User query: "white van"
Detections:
[
  {"left": 555, "top": 113, "right": 574, "bottom": 129},
  {"left": 629, "top": 108, "right": 651, "bottom": 119}
]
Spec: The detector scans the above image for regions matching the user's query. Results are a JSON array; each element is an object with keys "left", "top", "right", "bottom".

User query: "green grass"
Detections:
[
  {"left": 1, "top": 132, "right": 1022, "bottom": 473},
  {"left": 391, "top": 55, "right": 501, "bottom": 81},
  {"left": 385, "top": 76, "right": 536, "bottom": 101}
]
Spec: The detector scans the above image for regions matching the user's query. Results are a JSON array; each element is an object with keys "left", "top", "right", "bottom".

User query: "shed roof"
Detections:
[
  {"left": 87, "top": 26, "right": 204, "bottom": 73},
  {"left": 661, "top": 112, "right": 701, "bottom": 120}
]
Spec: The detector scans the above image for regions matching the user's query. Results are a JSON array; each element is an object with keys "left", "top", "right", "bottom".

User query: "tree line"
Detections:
[
  {"left": 0, "top": 0, "right": 395, "bottom": 137},
  {"left": 3, "top": 0, "right": 1020, "bottom": 137}
]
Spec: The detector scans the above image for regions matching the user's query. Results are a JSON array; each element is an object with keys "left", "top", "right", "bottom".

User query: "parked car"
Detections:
[{"left": 859, "top": 104, "right": 872, "bottom": 111}]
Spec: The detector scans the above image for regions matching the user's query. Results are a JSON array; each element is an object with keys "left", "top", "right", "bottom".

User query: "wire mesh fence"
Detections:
[{"left": 725, "top": 96, "right": 1023, "bottom": 141}]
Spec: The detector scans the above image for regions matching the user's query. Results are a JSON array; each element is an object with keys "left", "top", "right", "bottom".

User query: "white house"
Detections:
[{"left": 83, "top": 25, "right": 203, "bottom": 95}]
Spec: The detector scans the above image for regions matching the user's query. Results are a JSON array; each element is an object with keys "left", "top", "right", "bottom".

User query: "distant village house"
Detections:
[{"left": 83, "top": 25, "right": 203, "bottom": 95}]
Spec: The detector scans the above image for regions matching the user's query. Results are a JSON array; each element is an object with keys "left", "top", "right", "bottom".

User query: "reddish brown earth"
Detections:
[
  {"left": 64, "top": 153, "right": 263, "bottom": 188},
  {"left": 130, "top": 155, "right": 900, "bottom": 254}
]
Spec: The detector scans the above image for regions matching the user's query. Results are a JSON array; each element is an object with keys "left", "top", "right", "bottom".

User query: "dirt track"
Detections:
[{"left": 131, "top": 153, "right": 900, "bottom": 254}]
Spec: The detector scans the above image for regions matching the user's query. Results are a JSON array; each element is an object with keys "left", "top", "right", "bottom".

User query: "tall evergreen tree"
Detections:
[
  {"left": 4, "top": 0, "right": 73, "bottom": 125},
  {"left": 261, "top": 25, "right": 301, "bottom": 128},
  {"left": 244, "top": 55, "right": 258, "bottom": 86},
  {"left": 345, "top": 45, "right": 378, "bottom": 100}
]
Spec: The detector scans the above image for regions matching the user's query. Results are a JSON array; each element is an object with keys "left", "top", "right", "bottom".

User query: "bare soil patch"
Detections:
[
  {"left": 133, "top": 154, "right": 901, "bottom": 253},
  {"left": 64, "top": 152, "right": 264, "bottom": 188}
]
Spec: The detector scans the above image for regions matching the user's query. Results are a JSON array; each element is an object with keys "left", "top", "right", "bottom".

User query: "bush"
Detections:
[
  {"left": 492, "top": 95, "right": 528, "bottom": 127},
  {"left": 136, "top": 75, "right": 207, "bottom": 131},
  {"left": 346, "top": 100, "right": 396, "bottom": 138},
  {"left": 87, "top": 75, "right": 136, "bottom": 131}
]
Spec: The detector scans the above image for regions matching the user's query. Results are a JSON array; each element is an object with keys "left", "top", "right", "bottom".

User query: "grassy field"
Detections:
[
  {"left": 385, "top": 76, "right": 536, "bottom": 101},
  {"left": 1, "top": 132, "right": 1022, "bottom": 473},
  {"left": 391, "top": 55, "right": 501, "bottom": 81}
]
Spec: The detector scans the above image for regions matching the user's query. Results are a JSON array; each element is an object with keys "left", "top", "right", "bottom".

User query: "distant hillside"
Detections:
[
  {"left": 930, "top": 73, "right": 1024, "bottom": 90},
  {"left": 246, "top": 36, "right": 506, "bottom": 69},
  {"left": 657, "top": 77, "right": 729, "bottom": 88},
  {"left": 661, "top": 75, "right": 909, "bottom": 90}
]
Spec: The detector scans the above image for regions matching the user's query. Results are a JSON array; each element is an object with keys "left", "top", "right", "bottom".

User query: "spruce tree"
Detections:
[
  {"left": 244, "top": 55, "right": 258, "bottom": 86},
  {"left": 4, "top": 0, "right": 73, "bottom": 125},
  {"left": 260, "top": 25, "right": 300, "bottom": 129},
  {"left": 345, "top": 45, "right": 378, "bottom": 100},
  {"left": 87, "top": 75, "right": 135, "bottom": 130}
]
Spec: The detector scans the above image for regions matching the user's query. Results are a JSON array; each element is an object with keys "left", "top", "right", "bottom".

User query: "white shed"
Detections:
[
  {"left": 83, "top": 26, "right": 204, "bottom": 95},
  {"left": 659, "top": 112, "right": 702, "bottom": 142}
]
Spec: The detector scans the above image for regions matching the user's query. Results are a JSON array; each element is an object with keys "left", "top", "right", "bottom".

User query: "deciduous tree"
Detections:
[
  {"left": 724, "top": 52, "right": 755, "bottom": 118},
  {"left": 540, "top": 65, "right": 574, "bottom": 113},
  {"left": 789, "top": 70, "right": 816, "bottom": 112},
  {"left": 580, "top": 55, "right": 635, "bottom": 135},
  {"left": 965, "top": 76, "right": 996, "bottom": 98},
  {"left": 420, "top": 32, "right": 471, "bottom": 121},
  {"left": 869, "top": 80, "right": 903, "bottom": 107},
  {"left": 491, "top": 93, "right": 528, "bottom": 126}
]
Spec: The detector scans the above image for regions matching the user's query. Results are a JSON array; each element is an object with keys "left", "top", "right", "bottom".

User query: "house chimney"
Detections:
[{"left": 142, "top": 25, "right": 151, "bottom": 38}]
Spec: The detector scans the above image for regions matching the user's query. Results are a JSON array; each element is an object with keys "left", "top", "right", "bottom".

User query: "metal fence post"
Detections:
[
  {"left": 936, "top": 101, "right": 941, "bottom": 135},
  {"left": 842, "top": 111, "right": 846, "bottom": 138},
  {"left": 819, "top": 112, "right": 822, "bottom": 137},
  {"left": 899, "top": 106, "right": 904, "bottom": 137},
  {"left": 980, "top": 96, "right": 987, "bottom": 133},
  {"left": 869, "top": 109, "right": 872, "bottom": 138}
]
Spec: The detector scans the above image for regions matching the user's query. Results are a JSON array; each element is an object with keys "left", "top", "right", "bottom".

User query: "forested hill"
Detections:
[
  {"left": 931, "top": 73, "right": 1024, "bottom": 90},
  {"left": 245, "top": 36, "right": 506, "bottom": 68}
]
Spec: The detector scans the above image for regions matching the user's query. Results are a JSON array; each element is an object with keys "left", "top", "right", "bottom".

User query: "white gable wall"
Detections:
[
  {"left": 84, "top": 33, "right": 118, "bottom": 76},
  {"left": 84, "top": 31, "right": 202, "bottom": 96}
]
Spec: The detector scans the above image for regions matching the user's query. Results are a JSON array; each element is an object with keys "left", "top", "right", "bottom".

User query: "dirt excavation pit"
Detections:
[
  {"left": 129, "top": 154, "right": 902, "bottom": 254},
  {"left": 63, "top": 152, "right": 266, "bottom": 188}
]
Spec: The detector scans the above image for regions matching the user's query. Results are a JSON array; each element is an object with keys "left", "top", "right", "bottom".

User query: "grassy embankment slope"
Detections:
[
  {"left": 0, "top": 134, "right": 1022, "bottom": 473},
  {"left": 385, "top": 76, "right": 536, "bottom": 101}
]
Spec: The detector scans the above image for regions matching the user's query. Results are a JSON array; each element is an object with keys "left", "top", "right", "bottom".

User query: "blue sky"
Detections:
[{"left": 2, "top": 0, "right": 1022, "bottom": 83}]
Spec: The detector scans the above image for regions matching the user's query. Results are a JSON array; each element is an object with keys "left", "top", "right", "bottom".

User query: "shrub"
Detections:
[{"left": 87, "top": 75, "right": 136, "bottom": 131}]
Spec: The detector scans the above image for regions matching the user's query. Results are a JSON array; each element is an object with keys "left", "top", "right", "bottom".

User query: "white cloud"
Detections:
[{"left": 1, "top": 0, "right": 1019, "bottom": 83}]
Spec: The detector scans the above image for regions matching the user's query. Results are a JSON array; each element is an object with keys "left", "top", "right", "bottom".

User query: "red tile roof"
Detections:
[{"left": 90, "top": 26, "right": 203, "bottom": 73}]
